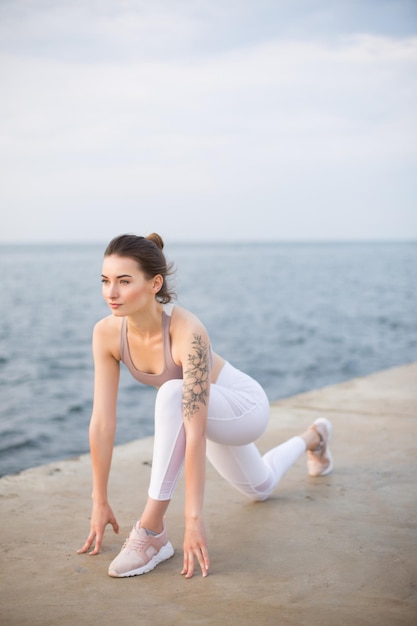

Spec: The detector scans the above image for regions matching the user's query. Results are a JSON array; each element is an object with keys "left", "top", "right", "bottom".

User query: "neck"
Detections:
[{"left": 127, "top": 302, "right": 163, "bottom": 338}]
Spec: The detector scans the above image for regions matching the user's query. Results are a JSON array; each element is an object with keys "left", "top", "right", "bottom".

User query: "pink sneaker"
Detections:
[
  {"left": 307, "top": 417, "right": 333, "bottom": 477},
  {"left": 108, "top": 521, "right": 174, "bottom": 578}
]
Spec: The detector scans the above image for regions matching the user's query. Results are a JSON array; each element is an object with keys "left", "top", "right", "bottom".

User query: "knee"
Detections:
[
  {"left": 249, "top": 492, "right": 270, "bottom": 503},
  {"left": 242, "top": 474, "right": 275, "bottom": 502},
  {"left": 155, "top": 379, "right": 183, "bottom": 413},
  {"left": 243, "top": 487, "right": 271, "bottom": 503}
]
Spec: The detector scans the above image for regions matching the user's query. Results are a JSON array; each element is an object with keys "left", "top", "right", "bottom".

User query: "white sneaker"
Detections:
[{"left": 108, "top": 521, "right": 174, "bottom": 578}]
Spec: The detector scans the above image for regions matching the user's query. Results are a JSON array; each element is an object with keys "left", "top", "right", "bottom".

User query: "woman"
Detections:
[{"left": 77, "top": 233, "right": 333, "bottom": 579}]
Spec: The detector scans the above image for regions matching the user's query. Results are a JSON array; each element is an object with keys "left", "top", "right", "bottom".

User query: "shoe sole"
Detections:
[
  {"left": 316, "top": 449, "right": 333, "bottom": 476},
  {"left": 308, "top": 417, "right": 333, "bottom": 477},
  {"left": 108, "top": 541, "right": 175, "bottom": 578}
]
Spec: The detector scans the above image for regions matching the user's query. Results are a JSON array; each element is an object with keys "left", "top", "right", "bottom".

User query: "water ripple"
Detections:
[{"left": 1, "top": 241, "right": 416, "bottom": 476}]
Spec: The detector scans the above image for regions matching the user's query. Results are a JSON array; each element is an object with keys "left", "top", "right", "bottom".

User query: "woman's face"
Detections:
[{"left": 101, "top": 254, "right": 158, "bottom": 316}]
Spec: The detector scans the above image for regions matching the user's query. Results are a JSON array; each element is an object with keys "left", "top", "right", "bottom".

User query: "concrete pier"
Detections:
[{"left": 1, "top": 363, "right": 416, "bottom": 625}]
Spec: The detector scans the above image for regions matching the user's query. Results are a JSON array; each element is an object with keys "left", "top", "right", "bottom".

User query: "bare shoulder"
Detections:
[
  {"left": 94, "top": 314, "right": 122, "bottom": 336},
  {"left": 169, "top": 305, "right": 210, "bottom": 367},
  {"left": 93, "top": 315, "right": 123, "bottom": 359},
  {"left": 170, "top": 304, "right": 225, "bottom": 380},
  {"left": 170, "top": 304, "right": 208, "bottom": 339}
]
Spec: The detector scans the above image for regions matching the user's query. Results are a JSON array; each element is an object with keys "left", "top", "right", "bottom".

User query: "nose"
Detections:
[{"left": 106, "top": 282, "right": 119, "bottom": 299}]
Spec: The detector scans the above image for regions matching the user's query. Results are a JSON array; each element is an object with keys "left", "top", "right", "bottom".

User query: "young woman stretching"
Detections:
[{"left": 77, "top": 233, "right": 333, "bottom": 579}]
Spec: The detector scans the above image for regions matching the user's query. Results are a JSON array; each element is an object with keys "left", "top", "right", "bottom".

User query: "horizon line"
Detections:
[{"left": 0, "top": 237, "right": 416, "bottom": 246}]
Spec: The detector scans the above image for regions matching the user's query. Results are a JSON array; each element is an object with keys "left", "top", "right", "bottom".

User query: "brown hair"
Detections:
[{"left": 104, "top": 233, "right": 176, "bottom": 303}]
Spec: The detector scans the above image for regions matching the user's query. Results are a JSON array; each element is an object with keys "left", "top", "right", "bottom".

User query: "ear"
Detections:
[{"left": 152, "top": 274, "right": 163, "bottom": 294}]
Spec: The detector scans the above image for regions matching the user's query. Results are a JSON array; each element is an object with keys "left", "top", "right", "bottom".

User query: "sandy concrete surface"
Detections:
[{"left": 1, "top": 363, "right": 416, "bottom": 626}]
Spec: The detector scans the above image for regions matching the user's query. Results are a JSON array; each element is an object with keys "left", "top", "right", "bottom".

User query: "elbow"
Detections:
[
  {"left": 89, "top": 413, "right": 116, "bottom": 441},
  {"left": 185, "top": 428, "right": 207, "bottom": 451}
]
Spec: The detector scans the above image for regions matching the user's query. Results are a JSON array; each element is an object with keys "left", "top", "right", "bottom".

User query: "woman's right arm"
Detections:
[{"left": 77, "top": 320, "right": 120, "bottom": 556}]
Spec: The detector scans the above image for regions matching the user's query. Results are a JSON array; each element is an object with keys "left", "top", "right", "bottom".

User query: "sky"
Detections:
[{"left": 1, "top": 0, "right": 416, "bottom": 243}]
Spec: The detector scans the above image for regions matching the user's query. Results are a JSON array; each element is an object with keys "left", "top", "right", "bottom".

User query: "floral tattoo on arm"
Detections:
[{"left": 182, "top": 334, "right": 210, "bottom": 420}]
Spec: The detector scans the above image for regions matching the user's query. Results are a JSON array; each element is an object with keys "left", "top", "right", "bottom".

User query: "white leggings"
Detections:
[{"left": 148, "top": 361, "right": 306, "bottom": 502}]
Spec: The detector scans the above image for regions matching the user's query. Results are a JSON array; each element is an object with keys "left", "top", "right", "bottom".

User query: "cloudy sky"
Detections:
[{"left": 1, "top": 0, "right": 416, "bottom": 242}]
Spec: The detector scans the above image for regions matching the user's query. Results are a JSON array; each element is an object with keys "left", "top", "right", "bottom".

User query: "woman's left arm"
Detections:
[{"left": 179, "top": 325, "right": 211, "bottom": 578}]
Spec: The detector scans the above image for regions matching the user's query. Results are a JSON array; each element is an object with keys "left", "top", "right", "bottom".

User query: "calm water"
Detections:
[{"left": 0, "top": 241, "right": 416, "bottom": 476}]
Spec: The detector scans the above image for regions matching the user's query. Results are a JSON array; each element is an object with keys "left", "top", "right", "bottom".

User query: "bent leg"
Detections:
[
  {"left": 148, "top": 365, "right": 270, "bottom": 501},
  {"left": 205, "top": 362, "right": 307, "bottom": 500},
  {"left": 206, "top": 436, "right": 306, "bottom": 501},
  {"left": 147, "top": 364, "right": 310, "bottom": 505}
]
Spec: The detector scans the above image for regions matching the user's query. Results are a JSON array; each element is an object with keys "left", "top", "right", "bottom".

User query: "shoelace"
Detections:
[
  {"left": 315, "top": 434, "right": 324, "bottom": 454},
  {"left": 122, "top": 530, "right": 149, "bottom": 551}
]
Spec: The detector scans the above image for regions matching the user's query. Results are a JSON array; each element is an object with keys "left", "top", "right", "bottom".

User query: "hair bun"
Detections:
[{"left": 146, "top": 232, "right": 164, "bottom": 250}]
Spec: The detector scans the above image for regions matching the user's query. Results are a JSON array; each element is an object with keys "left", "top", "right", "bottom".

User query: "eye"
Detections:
[
  {"left": 120, "top": 280, "right": 129, "bottom": 285},
  {"left": 101, "top": 278, "right": 109, "bottom": 284}
]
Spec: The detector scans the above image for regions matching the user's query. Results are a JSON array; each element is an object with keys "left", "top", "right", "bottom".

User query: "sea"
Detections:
[{"left": 0, "top": 241, "right": 416, "bottom": 477}]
